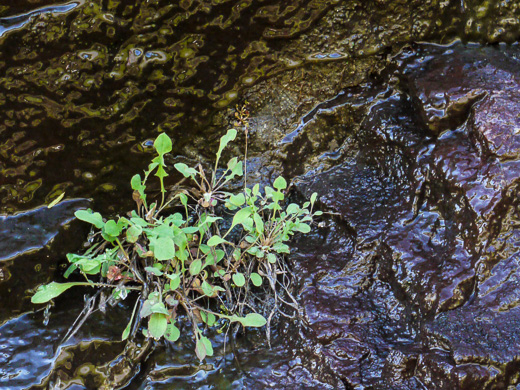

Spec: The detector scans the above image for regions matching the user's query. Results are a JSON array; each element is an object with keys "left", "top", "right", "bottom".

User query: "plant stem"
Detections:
[
  {"left": 115, "top": 238, "right": 131, "bottom": 262},
  {"left": 244, "top": 128, "right": 248, "bottom": 192}
]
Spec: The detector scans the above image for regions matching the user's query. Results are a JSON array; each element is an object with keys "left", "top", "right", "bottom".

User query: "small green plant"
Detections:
[{"left": 32, "top": 127, "right": 320, "bottom": 360}]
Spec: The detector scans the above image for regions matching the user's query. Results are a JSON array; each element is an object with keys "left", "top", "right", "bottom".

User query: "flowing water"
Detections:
[{"left": 2, "top": 0, "right": 520, "bottom": 389}]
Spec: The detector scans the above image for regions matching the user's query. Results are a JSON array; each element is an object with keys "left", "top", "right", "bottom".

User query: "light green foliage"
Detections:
[
  {"left": 31, "top": 129, "right": 320, "bottom": 361},
  {"left": 32, "top": 282, "right": 93, "bottom": 303}
]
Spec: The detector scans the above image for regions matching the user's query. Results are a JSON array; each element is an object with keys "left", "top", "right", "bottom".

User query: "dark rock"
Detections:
[
  {"left": 0, "top": 198, "right": 88, "bottom": 260},
  {"left": 292, "top": 44, "right": 520, "bottom": 388}
]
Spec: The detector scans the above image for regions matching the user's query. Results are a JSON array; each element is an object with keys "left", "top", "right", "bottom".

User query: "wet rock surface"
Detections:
[
  {"left": 0, "top": 198, "right": 88, "bottom": 260},
  {"left": 3, "top": 0, "right": 520, "bottom": 389},
  {"left": 291, "top": 44, "right": 520, "bottom": 388}
]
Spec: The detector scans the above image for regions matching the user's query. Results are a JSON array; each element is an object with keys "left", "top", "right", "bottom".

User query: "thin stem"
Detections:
[
  {"left": 244, "top": 128, "right": 248, "bottom": 192},
  {"left": 65, "top": 281, "right": 142, "bottom": 290},
  {"left": 160, "top": 177, "right": 166, "bottom": 210},
  {"left": 115, "top": 238, "right": 131, "bottom": 263}
]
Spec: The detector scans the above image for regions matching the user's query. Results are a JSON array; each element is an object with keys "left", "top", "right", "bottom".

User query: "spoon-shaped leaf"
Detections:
[
  {"left": 75, "top": 209, "right": 104, "bottom": 229},
  {"left": 232, "top": 272, "right": 245, "bottom": 287},
  {"left": 238, "top": 313, "right": 267, "bottom": 327},
  {"left": 31, "top": 282, "right": 93, "bottom": 304},
  {"left": 174, "top": 163, "right": 197, "bottom": 179},
  {"left": 165, "top": 323, "right": 180, "bottom": 342},
  {"left": 154, "top": 133, "right": 172, "bottom": 155},
  {"left": 214, "top": 129, "right": 237, "bottom": 172},
  {"left": 148, "top": 313, "right": 168, "bottom": 339},
  {"left": 229, "top": 206, "right": 252, "bottom": 231}
]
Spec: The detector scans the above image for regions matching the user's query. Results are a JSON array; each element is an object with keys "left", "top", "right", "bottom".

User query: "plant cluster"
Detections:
[{"left": 32, "top": 128, "right": 320, "bottom": 360}]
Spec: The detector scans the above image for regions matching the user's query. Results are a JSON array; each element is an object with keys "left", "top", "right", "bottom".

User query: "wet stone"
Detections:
[
  {"left": 291, "top": 43, "right": 520, "bottom": 388},
  {"left": 0, "top": 198, "right": 88, "bottom": 260}
]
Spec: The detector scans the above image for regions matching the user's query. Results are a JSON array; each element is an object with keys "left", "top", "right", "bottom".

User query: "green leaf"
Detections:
[
  {"left": 126, "top": 225, "right": 142, "bottom": 243},
  {"left": 225, "top": 158, "right": 243, "bottom": 181},
  {"left": 272, "top": 191, "right": 284, "bottom": 202},
  {"left": 174, "top": 163, "right": 197, "bottom": 178},
  {"left": 167, "top": 273, "right": 181, "bottom": 290},
  {"left": 310, "top": 192, "right": 318, "bottom": 204},
  {"left": 155, "top": 164, "right": 168, "bottom": 179},
  {"left": 179, "top": 193, "right": 188, "bottom": 206},
  {"left": 207, "top": 235, "right": 228, "bottom": 247},
  {"left": 230, "top": 206, "right": 252, "bottom": 230},
  {"left": 140, "top": 300, "right": 153, "bottom": 318},
  {"left": 247, "top": 246, "right": 259, "bottom": 256},
  {"left": 199, "top": 244, "right": 211, "bottom": 255},
  {"left": 74, "top": 258, "right": 102, "bottom": 274},
  {"left": 215, "top": 128, "right": 237, "bottom": 167},
  {"left": 201, "top": 336, "right": 214, "bottom": 356},
  {"left": 253, "top": 213, "right": 264, "bottom": 234},
  {"left": 203, "top": 215, "right": 222, "bottom": 224},
  {"left": 250, "top": 272, "right": 262, "bottom": 287},
  {"left": 150, "top": 302, "right": 170, "bottom": 315},
  {"left": 147, "top": 162, "right": 159, "bottom": 173},
  {"left": 273, "top": 176, "right": 287, "bottom": 190},
  {"left": 63, "top": 264, "right": 77, "bottom": 278},
  {"left": 201, "top": 281, "right": 214, "bottom": 297},
  {"left": 122, "top": 299, "right": 139, "bottom": 341},
  {"left": 286, "top": 203, "right": 300, "bottom": 215},
  {"left": 148, "top": 291, "right": 161, "bottom": 305},
  {"left": 266, "top": 253, "right": 277, "bottom": 264},
  {"left": 48, "top": 192, "right": 65, "bottom": 208},
  {"left": 131, "top": 174, "right": 143, "bottom": 190},
  {"left": 245, "top": 235, "right": 256, "bottom": 244},
  {"left": 75, "top": 209, "right": 104, "bottom": 229},
  {"left": 118, "top": 217, "right": 130, "bottom": 230},
  {"left": 206, "top": 249, "right": 225, "bottom": 265},
  {"left": 295, "top": 223, "right": 311, "bottom": 233},
  {"left": 145, "top": 266, "right": 163, "bottom": 276},
  {"left": 232, "top": 272, "right": 245, "bottom": 287},
  {"left": 148, "top": 313, "right": 168, "bottom": 339},
  {"left": 202, "top": 312, "right": 217, "bottom": 327},
  {"left": 104, "top": 220, "right": 121, "bottom": 237},
  {"left": 195, "top": 338, "right": 207, "bottom": 361},
  {"left": 273, "top": 242, "right": 290, "bottom": 254},
  {"left": 31, "top": 282, "right": 93, "bottom": 304},
  {"left": 153, "top": 237, "right": 175, "bottom": 261},
  {"left": 228, "top": 312, "right": 267, "bottom": 327},
  {"left": 130, "top": 216, "right": 149, "bottom": 227},
  {"left": 151, "top": 223, "right": 174, "bottom": 239},
  {"left": 189, "top": 258, "right": 202, "bottom": 276},
  {"left": 227, "top": 193, "right": 245, "bottom": 208},
  {"left": 208, "top": 313, "right": 217, "bottom": 326},
  {"left": 165, "top": 213, "right": 184, "bottom": 227},
  {"left": 122, "top": 320, "right": 132, "bottom": 341},
  {"left": 240, "top": 313, "right": 267, "bottom": 327},
  {"left": 173, "top": 229, "right": 188, "bottom": 252},
  {"left": 197, "top": 214, "right": 222, "bottom": 233},
  {"left": 154, "top": 133, "right": 172, "bottom": 155},
  {"left": 164, "top": 323, "right": 180, "bottom": 342},
  {"left": 226, "top": 157, "right": 238, "bottom": 171}
]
